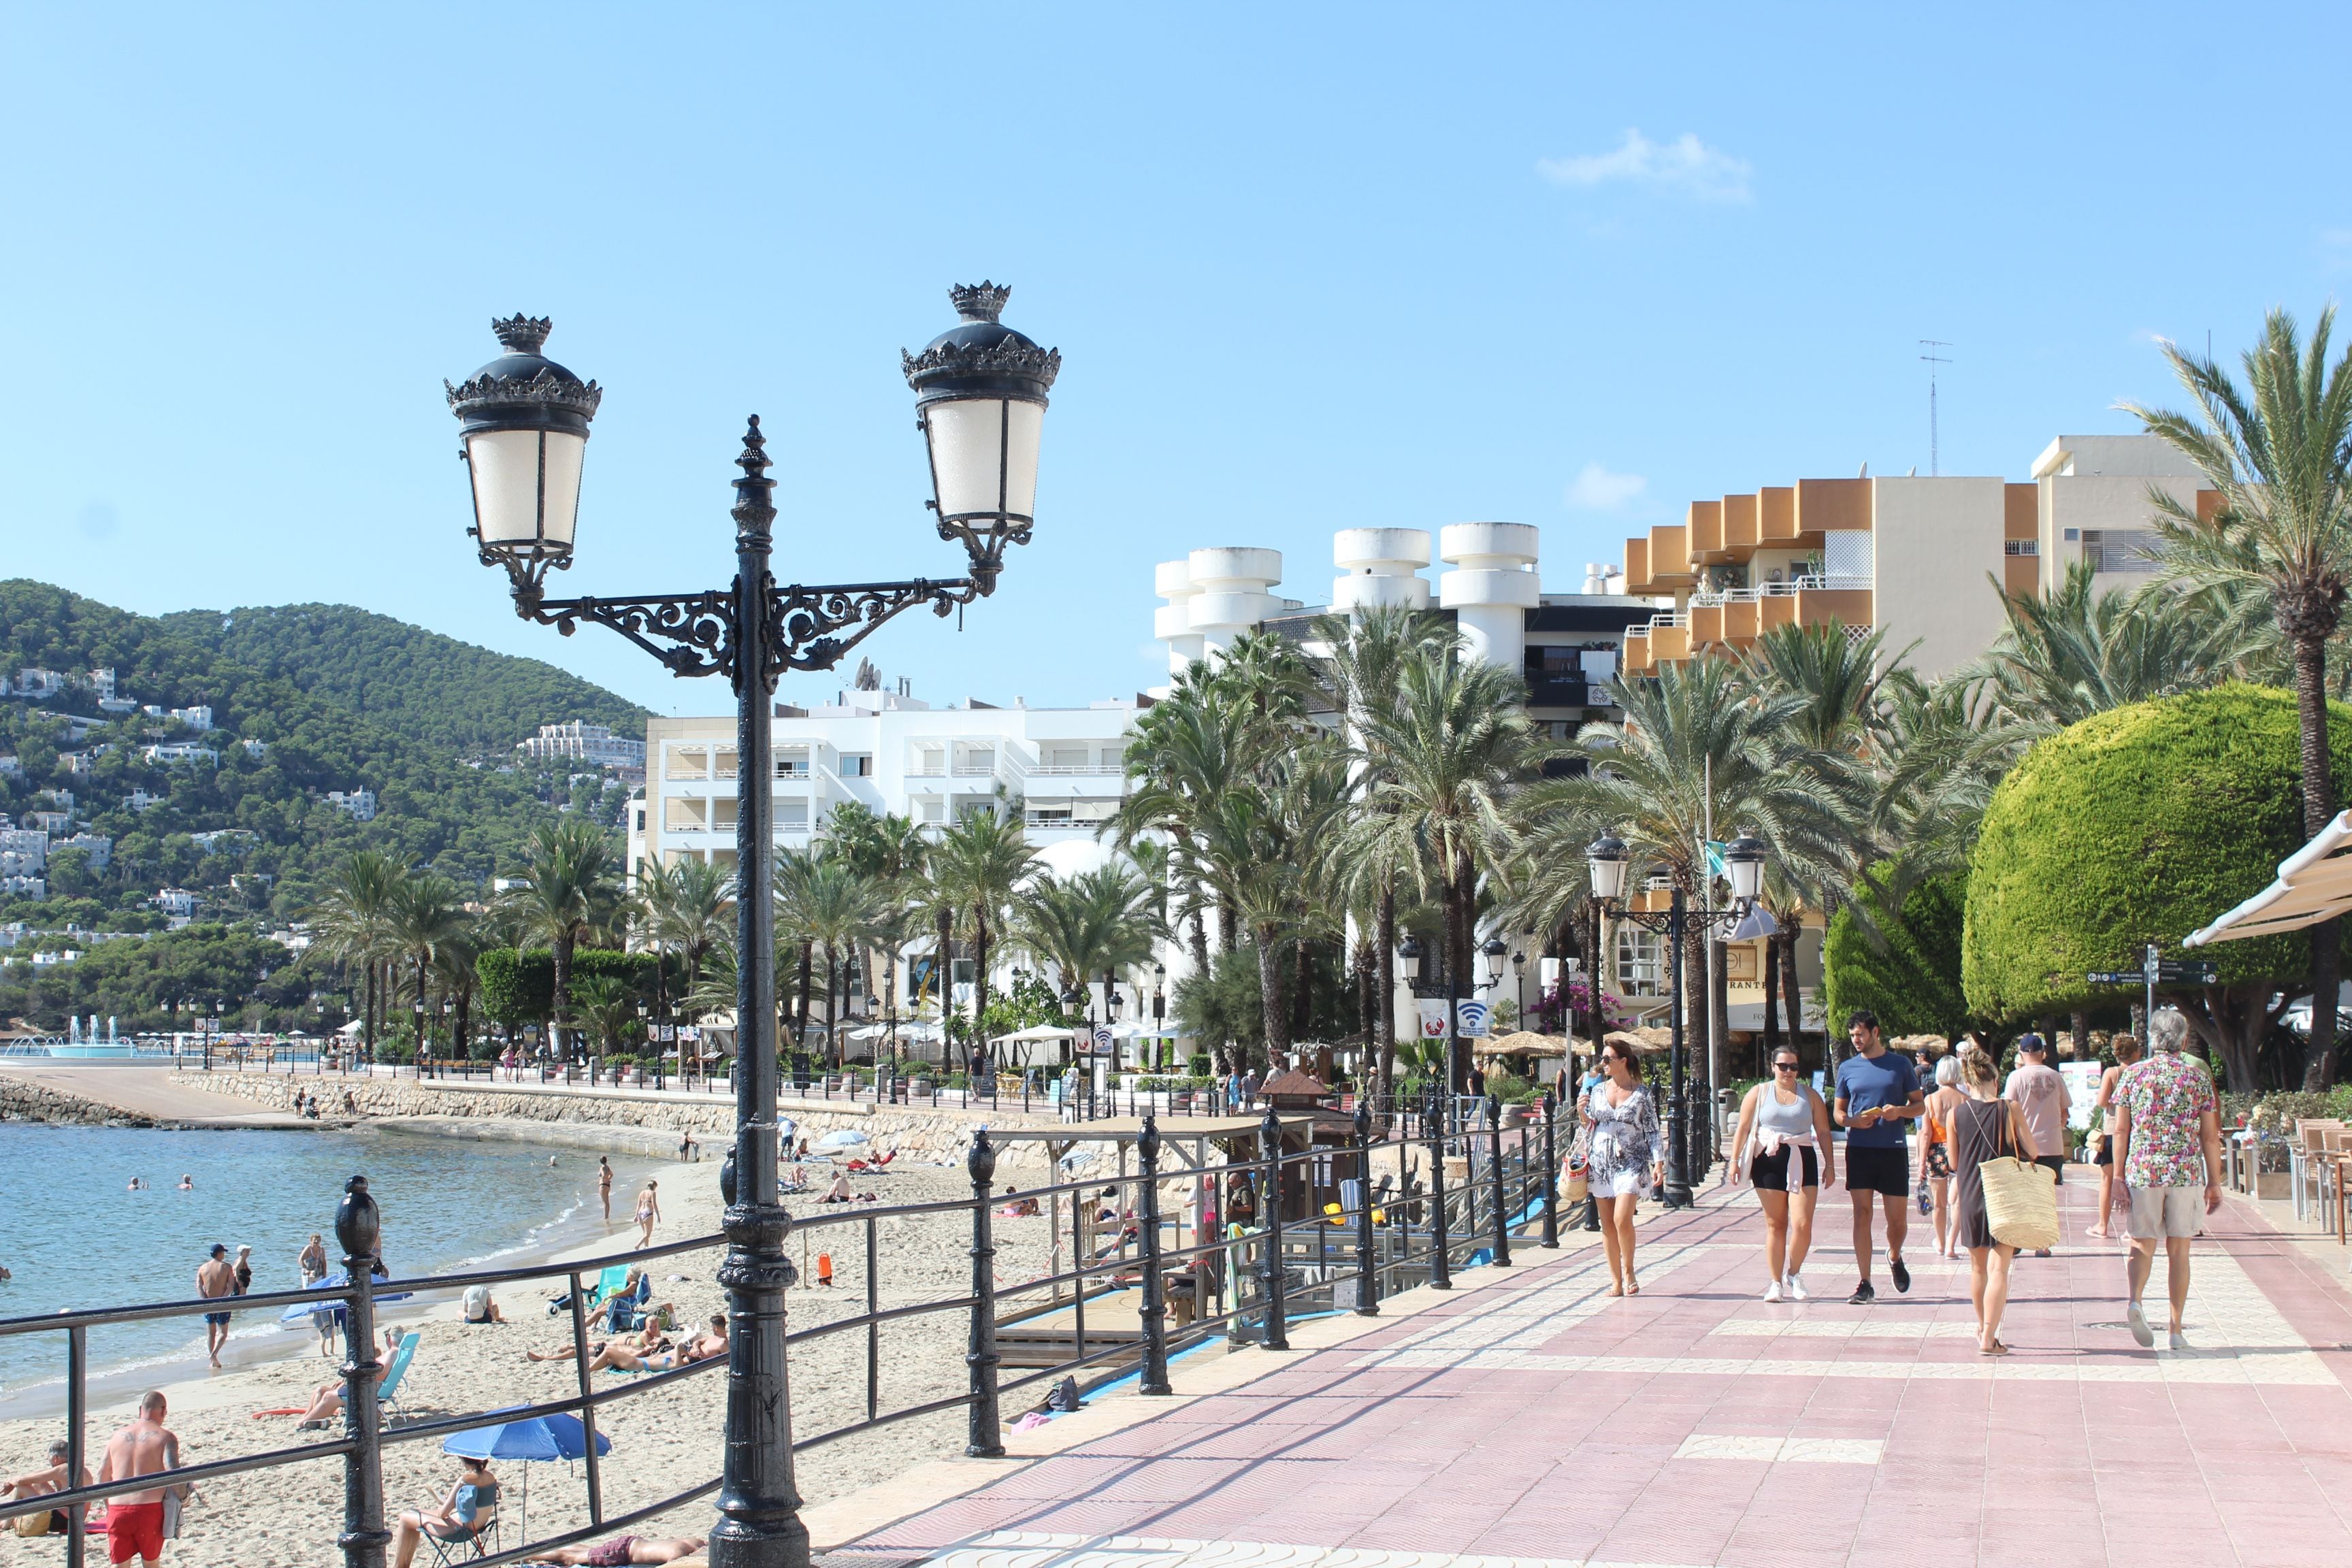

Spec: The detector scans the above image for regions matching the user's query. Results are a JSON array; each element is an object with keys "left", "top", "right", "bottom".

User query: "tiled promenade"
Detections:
[{"left": 841, "top": 1175, "right": 2352, "bottom": 1568}]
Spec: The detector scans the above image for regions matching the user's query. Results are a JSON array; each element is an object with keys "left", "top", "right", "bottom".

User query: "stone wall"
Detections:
[
  {"left": 168, "top": 1073, "right": 1069, "bottom": 1174},
  {"left": 0, "top": 1075, "right": 157, "bottom": 1126}
]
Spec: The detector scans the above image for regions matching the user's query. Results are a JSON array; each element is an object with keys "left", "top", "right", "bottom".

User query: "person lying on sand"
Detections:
[
  {"left": 527, "top": 1320, "right": 670, "bottom": 1368},
  {"left": 529, "top": 1534, "right": 706, "bottom": 1565}
]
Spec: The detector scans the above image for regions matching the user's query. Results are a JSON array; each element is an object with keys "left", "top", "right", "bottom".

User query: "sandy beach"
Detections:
[{"left": 0, "top": 1131, "right": 1066, "bottom": 1568}]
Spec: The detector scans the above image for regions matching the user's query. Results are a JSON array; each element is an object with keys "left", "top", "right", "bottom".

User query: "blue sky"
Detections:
[{"left": 4, "top": 5, "right": 2348, "bottom": 717}]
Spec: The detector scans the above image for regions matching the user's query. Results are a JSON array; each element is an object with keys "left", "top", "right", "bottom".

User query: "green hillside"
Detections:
[
  {"left": 158, "top": 602, "right": 648, "bottom": 757},
  {"left": 0, "top": 581, "right": 640, "bottom": 934}
]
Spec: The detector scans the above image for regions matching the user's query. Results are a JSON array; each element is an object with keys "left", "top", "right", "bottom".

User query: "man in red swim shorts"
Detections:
[
  {"left": 532, "top": 1533, "right": 704, "bottom": 1565},
  {"left": 98, "top": 1390, "right": 184, "bottom": 1565}
]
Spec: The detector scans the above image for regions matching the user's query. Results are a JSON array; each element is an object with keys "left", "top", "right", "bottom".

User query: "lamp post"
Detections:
[
  {"left": 446, "top": 284, "right": 1056, "bottom": 1568},
  {"left": 1584, "top": 829, "right": 1766, "bottom": 1209},
  {"left": 1397, "top": 933, "right": 1452, "bottom": 1131}
]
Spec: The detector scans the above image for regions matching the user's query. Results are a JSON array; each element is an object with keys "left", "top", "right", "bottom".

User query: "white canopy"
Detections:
[
  {"left": 989, "top": 1024, "right": 1083, "bottom": 1045},
  {"left": 848, "top": 1020, "right": 945, "bottom": 1042},
  {"left": 2186, "top": 809, "right": 2352, "bottom": 947}
]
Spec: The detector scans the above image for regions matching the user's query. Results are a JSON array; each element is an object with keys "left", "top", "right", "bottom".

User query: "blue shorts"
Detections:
[{"left": 206, "top": 1311, "right": 231, "bottom": 1326}]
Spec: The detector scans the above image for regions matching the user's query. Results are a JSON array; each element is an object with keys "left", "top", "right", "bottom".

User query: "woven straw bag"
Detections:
[{"left": 1979, "top": 1109, "right": 2059, "bottom": 1251}]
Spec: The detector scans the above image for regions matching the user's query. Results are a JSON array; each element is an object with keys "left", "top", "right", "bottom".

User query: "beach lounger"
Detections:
[{"left": 376, "top": 1332, "right": 422, "bottom": 1421}]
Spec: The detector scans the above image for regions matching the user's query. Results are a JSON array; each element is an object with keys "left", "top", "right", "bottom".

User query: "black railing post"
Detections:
[
  {"left": 1352, "top": 1101, "right": 1379, "bottom": 1317},
  {"left": 336, "top": 1176, "right": 390, "bottom": 1568},
  {"left": 1258, "top": 1107, "right": 1290, "bottom": 1350},
  {"left": 1488, "top": 1094, "right": 1512, "bottom": 1267},
  {"left": 1426, "top": 1088, "right": 1451, "bottom": 1290},
  {"left": 65, "top": 1324, "right": 86, "bottom": 1568},
  {"left": 1137, "top": 1114, "right": 1173, "bottom": 1394},
  {"left": 1540, "top": 1090, "right": 1560, "bottom": 1249},
  {"left": 965, "top": 1130, "right": 1004, "bottom": 1456},
  {"left": 566, "top": 1272, "right": 604, "bottom": 1524}
]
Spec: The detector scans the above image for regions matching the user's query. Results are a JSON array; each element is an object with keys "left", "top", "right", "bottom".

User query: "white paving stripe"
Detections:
[
  {"left": 1712, "top": 1318, "right": 1980, "bottom": 1340},
  {"left": 919, "top": 1533, "right": 1711, "bottom": 1568},
  {"left": 1673, "top": 1435, "right": 1884, "bottom": 1464},
  {"left": 1358, "top": 1345, "right": 2335, "bottom": 1385}
]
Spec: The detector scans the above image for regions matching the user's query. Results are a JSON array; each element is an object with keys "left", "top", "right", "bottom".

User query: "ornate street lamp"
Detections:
[
  {"left": 446, "top": 286, "right": 1056, "bottom": 1568},
  {"left": 1584, "top": 828, "right": 1769, "bottom": 1209}
]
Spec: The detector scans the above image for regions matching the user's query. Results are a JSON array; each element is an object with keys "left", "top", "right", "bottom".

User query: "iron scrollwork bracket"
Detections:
[
  {"left": 763, "top": 574, "right": 979, "bottom": 687},
  {"left": 514, "top": 572, "right": 980, "bottom": 691},
  {"left": 1599, "top": 898, "right": 1753, "bottom": 938}
]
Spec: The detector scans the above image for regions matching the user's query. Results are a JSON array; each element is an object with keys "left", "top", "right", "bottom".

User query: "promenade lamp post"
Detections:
[
  {"left": 1584, "top": 830, "right": 1766, "bottom": 1208},
  {"left": 446, "top": 284, "right": 1058, "bottom": 1568}
]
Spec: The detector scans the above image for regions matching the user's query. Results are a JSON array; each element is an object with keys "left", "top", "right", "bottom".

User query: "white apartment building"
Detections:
[
  {"left": 518, "top": 720, "right": 649, "bottom": 777},
  {"left": 326, "top": 789, "right": 378, "bottom": 821},
  {"left": 627, "top": 685, "right": 1139, "bottom": 882}
]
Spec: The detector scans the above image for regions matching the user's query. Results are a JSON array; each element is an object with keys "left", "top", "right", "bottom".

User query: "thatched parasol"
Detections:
[
  {"left": 1472, "top": 1030, "right": 1571, "bottom": 1060},
  {"left": 1601, "top": 1026, "right": 1673, "bottom": 1056},
  {"left": 1891, "top": 1034, "right": 1952, "bottom": 1056}
]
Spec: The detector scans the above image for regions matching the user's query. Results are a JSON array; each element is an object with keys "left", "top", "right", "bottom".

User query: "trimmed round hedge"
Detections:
[
  {"left": 1822, "top": 867, "right": 1971, "bottom": 1037},
  {"left": 1962, "top": 683, "right": 2352, "bottom": 1022}
]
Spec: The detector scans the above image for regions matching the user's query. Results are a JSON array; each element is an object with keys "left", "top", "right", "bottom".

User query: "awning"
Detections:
[{"left": 2186, "top": 809, "right": 2352, "bottom": 947}]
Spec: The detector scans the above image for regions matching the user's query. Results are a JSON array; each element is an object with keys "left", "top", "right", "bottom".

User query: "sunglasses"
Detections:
[{"left": 1773, "top": 1060, "right": 1799, "bottom": 1071}]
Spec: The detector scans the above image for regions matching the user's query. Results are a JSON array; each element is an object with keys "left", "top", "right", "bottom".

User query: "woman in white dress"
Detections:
[{"left": 1580, "top": 1039, "right": 1664, "bottom": 1297}]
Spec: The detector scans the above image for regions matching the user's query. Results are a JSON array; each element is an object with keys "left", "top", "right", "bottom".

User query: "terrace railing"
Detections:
[{"left": 0, "top": 1097, "right": 1562, "bottom": 1568}]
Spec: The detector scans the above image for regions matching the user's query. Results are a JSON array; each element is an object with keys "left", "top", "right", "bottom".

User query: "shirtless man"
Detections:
[
  {"left": 529, "top": 1534, "right": 705, "bottom": 1565},
  {"left": 597, "top": 1158, "right": 614, "bottom": 1222},
  {"left": 195, "top": 1245, "right": 236, "bottom": 1368},
  {"left": 98, "top": 1392, "right": 184, "bottom": 1565},
  {"left": 1, "top": 1439, "right": 93, "bottom": 1537}
]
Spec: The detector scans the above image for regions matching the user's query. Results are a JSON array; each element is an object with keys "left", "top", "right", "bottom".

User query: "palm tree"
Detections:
[
  {"left": 2127, "top": 307, "right": 2352, "bottom": 1084},
  {"left": 930, "top": 803, "right": 1039, "bottom": 1065},
  {"left": 777, "top": 848, "right": 889, "bottom": 1066},
  {"left": 1316, "top": 606, "right": 1461, "bottom": 1109},
  {"left": 1963, "top": 561, "right": 2238, "bottom": 733},
  {"left": 507, "top": 818, "right": 620, "bottom": 1062},
  {"left": 308, "top": 850, "right": 402, "bottom": 1062},
  {"left": 642, "top": 856, "right": 734, "bottom": 1026},
  {"left": 1345, "top": 644, "right": 1536, "bottom": 1090},
  {"left": 430, "top": 919, "right": 484, "bottom": 1064},
  {"left": 1110, "top": 664, "right": 1255, "bottom": 966},
  {"left": 389, "top": 872, "right": 466, "bottom": 1040},
  {"left": 1012, "top": 864, "right": 1160, "bottom": 1004},
  {"left": 570, "top": 974, "right": 636, "bottom": 1075}
]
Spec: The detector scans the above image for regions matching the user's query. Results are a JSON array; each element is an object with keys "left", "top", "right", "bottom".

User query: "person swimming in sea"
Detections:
[{"left": 178, "top": 1174, "right": 194, "bottom": 1190}]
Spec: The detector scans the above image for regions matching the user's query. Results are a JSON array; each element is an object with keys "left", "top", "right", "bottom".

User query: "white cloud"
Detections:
[
  {"left": 1565, "top": 463, "right": 1648, "bottom": 512},
  {"left": 1538, "top": 129, "right": 1752, "bottom": 203}
]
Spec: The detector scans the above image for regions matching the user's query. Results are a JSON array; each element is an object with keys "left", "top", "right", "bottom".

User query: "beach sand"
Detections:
[{"left": 0, "top": 1144, "right": 1071, "bottom": 1568}]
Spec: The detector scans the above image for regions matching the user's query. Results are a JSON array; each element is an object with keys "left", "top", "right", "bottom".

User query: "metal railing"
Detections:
[{"left": 0, "top": 1096, "right": 1563, "bottom": 1567}]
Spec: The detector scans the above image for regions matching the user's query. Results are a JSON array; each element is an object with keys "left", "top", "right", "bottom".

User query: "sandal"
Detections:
[
  {"left": 1626, "top": 1280, "right": 1641, "bottom": 1296},
  {"left": 1978, "top": 1341, "right": 2010, "bottom": 1356}
]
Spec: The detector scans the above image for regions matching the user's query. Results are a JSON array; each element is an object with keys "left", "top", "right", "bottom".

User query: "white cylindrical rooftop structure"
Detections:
[
  {"left": 1331, "top": 527, "right": 1432, "bottom": 614},
  {"left": 1154, "top": 558, "right": 1204, "bottom": 675},
  {"left": 1439, "top": 521, "right": 1540, "bottom": 670},
  {"left": 1185, "top": 547, "right": 1284, "bottom": 659}
]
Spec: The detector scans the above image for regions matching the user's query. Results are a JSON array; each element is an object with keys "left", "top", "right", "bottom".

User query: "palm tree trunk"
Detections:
[
  {"left": 362, "top": 960, "right": 377, "bottom": 1062},
  {"left": 1256, "top": 928, "right": 1289, "bottom": 1065},
  {"left": 1779, "top": 929, "right": 1803, "bottom": 1064},
  {"left": 1292, "top": 938, "right": 1311, "bottom": 1043},
  {"left": 973, "top": 909, "right": 993, "bottom": 1040},
  {"left": 1761, "top": 936, "right": 1782, "bottom": 1068},
  {"left": 455, "top": 984, "right": 472, "bottom": 1063},
  {"left": 553, "top": 932, "right": 576, "bottom": 1066},
  {"left": 2295, "top": 632, "right": 2342, "bottom": 1088},
  {"left": 826, "top": 945, "right": 840, "bottom": 1068},
  {"left": 1375, "top": 885, "right": 1397, "bottom": 1119},
  {"left": 1217, "top": 898, "right": 1237, "bottom": 958},
  {"left": 793, "top": 940, "right": 813, "bottom": 1059}
]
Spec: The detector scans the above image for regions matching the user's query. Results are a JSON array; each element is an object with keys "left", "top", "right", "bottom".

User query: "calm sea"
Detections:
[{"left": 0, "top": 1126, "right": 666, "bottom": 1405}]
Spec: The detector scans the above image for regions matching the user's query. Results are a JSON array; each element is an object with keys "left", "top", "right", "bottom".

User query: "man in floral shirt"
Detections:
[{"left": 2110, "top": 1011, "right": 2223, "bottom": 1352}]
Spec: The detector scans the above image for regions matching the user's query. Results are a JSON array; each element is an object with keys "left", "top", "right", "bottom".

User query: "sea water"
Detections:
[{"left": 0, "top": 1126, "right": 666, "bottom": 1403}]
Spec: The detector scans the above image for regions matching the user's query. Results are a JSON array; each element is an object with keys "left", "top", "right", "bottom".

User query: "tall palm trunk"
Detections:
[
  {"left": 552, "top": 930, "right": 576, "bottom": 1063},
  {"left": 362, "top": 960, "right": 378, "bottom": 1061},
  {"left": 1375, "top": 886, "right": 1397, "bottom": 1114},
  {"left": 972, "top": 906, "right": 994, "bottom": 1041},
  {"left": 1778, "top": 928, "right": 1803, "bottom": 1063},
  {"left": 793, "top": 940, "right": 813, "bottom": 1059},
  {"left": 1761, "top": 936, "right": 1783, "bottom": 1069},
  {"left": 2294, "top": 630, "right": 2342, "bottom": 1088},
  {"left": 1292, "top": 938, "right": 1312, "bottom": 1043},
  {"left": 1256, "top": 926, "right": 1290, "bottom": 1064}
]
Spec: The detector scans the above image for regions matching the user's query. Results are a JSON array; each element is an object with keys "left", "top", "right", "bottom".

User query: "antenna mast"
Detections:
[{"left": 1919, "top": 340, "right": 1950, "bottom": 476}]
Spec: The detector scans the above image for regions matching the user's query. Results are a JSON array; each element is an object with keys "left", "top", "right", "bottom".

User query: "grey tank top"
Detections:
[{"left": 1754, "top": 1085, "right": 1815, "bottom": 1140}]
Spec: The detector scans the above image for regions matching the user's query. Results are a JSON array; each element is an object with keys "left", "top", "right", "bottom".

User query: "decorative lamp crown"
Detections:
[
  {"left": 950, "top": 282, "right": 1011, "bottom": 323},
  {"left": 335, "top": 1174, "right": 380, "bottom": 1260},
  {"left": 491, "top": 314, "right": 553, "bottom": 355}
]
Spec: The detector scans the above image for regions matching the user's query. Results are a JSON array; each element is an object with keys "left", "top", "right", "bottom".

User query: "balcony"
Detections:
[
  {"left": 1525, "top": 676, "right": 1594, "bottom": 709},
  {"left": 1031, "top": 763, "right": 1124, "bottom": 777}
]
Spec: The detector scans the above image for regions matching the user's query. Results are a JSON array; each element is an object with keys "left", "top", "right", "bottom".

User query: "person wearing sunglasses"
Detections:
[
  {"left": 1580, "top": 1039, "right": 1664, "bottom": 1296},
  {"left": 1731, "top": 1049, "right": 1836, "bottom": 1301}
]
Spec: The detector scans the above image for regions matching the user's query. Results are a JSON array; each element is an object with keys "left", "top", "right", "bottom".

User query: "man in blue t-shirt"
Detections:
[{"left": 1833, "top": 1010, "right": 1923, "bottom": 1305}]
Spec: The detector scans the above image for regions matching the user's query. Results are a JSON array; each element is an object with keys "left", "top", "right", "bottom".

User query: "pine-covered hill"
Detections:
[
  {"left": 158, "top": 602, "right": 648, "bottom": 759},
  {"left": 0, "top": 581, "right": 644, "bottom": 928}
]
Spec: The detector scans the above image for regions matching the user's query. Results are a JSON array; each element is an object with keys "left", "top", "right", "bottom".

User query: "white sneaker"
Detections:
[
  {"left": 2169, "top": 1329, "right": 2191, "bottom": 1352},
  {"left": 2127, "top": 1299, "right": 2153, "bottom": 1348},
  {"left": 1764, "top": 1279, "right": 1783, "bottom": 1303},
  {"left": 1787, "top": 1273, "right": 1808, "bottom": 1301}
]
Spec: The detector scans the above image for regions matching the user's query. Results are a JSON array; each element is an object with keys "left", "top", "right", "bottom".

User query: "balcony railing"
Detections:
[
  {"left": 1030, "top": 763, "right": 1124, "bottom": 777},
  {"left": 1685, "top": 572, "right": 1867, "bottom": 608}
]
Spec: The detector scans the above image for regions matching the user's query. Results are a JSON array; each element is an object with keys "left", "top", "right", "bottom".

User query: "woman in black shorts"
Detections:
[
  {"left": 1731, "top": 1050, "right": 1837, "bottom": 1302},
  {"left": 2088, "top": 1034, "right": 2142, "bottom": 1239}
]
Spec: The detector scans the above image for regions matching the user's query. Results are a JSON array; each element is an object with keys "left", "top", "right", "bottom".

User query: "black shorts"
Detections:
[
  {"left": 1751, "top": 1144, "right": 1818, "bottom": 1192},
  {"left": 2034, "top": 1154, "right": 2066, "bottom": 1186},
  {"left": 1846, "top": 1145, "right": 1911, "bottom": 1197}
]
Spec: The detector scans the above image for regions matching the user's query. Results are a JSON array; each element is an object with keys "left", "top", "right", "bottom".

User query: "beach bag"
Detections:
[
  {"left": 1560, "top": 1152, "right": 1588, "bottom": 1205},
  {"left": 1979, "top": 1109, "right": 2059, "bottom": 1252}
]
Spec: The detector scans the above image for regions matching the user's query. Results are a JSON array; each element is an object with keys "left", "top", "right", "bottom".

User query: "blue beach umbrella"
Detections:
[
  {"left": 277, "top": 1271, "right": 413, "bottom": 1323},
  {"left": 442, "top": 1409, "right": 612, "bottom": 1537}
]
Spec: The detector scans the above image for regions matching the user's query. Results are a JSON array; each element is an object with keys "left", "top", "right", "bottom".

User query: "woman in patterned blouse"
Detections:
[{"left": 1580, "top": 1039, "right": 1664, "bottom": 1296}]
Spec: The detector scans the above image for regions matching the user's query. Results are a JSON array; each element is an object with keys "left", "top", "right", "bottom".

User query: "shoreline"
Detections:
[
  {"left": 0, "top": 1135, "right": 1056, "bottom": 1568},
  {"left": 0, "top": 1117, "right": 704, "bottom": 1422}
]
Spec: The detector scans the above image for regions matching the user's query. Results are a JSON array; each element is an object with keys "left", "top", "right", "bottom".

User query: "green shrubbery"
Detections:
[{"left": 1822, "top": 867, "right": 1972, "bottom": 1037}]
